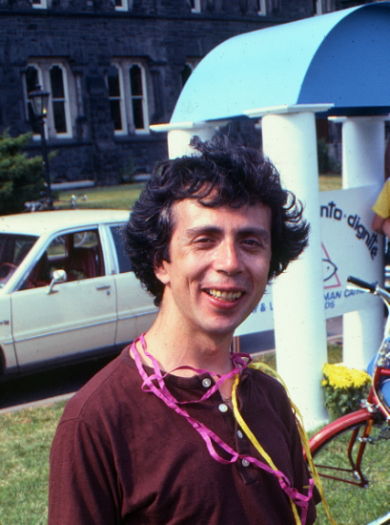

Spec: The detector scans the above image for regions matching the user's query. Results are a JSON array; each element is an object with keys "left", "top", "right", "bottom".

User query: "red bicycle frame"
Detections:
[{"left": 308, "top": 366, "right": 389, "bottom": 487}]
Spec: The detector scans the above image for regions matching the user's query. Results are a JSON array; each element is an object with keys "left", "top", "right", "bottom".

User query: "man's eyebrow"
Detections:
[
  {"left": 185, "top": 226, "right": 222, "bottom": 236},
  {"left": 185, "top": 225, "right": 270, "bottom": 239}
]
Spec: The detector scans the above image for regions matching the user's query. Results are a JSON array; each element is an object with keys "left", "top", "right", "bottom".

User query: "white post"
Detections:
[
  {"left": 167, "top": 124, "right": 217, "bottom": 159},
  {"left": 342, "top": 117, "right": 385, "bottom": 369},
  {"left": 262, "top": 110, "right": 328, "bottom": 428}
]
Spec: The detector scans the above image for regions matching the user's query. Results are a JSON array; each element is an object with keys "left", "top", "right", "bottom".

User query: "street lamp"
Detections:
[{"left": 28, "top": 86, "right": 53, "bottom": 209}]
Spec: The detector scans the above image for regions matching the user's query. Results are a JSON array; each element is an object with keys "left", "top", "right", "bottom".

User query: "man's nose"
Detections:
[{"left": 215, "top": 240, "right": 242, "bottom": 275}]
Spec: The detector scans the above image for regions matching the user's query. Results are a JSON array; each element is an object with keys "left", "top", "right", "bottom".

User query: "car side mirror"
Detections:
[{"left": 48, "top": 269, "right": 67, "bottom": 295}]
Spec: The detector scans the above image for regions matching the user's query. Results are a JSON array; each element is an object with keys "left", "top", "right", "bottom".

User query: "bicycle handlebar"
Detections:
[{"left": 346, "top": 275, "right": 377, "bottom": 294}]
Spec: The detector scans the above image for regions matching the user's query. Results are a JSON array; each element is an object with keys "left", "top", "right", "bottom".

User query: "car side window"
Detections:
[
  {"left": 64, "top": 230, "right": 105, "bottom": 281},
  {"left": 21, "top": 229, "right": 105, "bottom": 289},
  {"left": 0, "top": 233, "right": 37, "bottom": 287},
  {"left": 110, "top": 225, "right": 132, "bottom": 273}
]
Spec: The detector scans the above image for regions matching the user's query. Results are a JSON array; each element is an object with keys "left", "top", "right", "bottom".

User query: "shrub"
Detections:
[
  {"left": 322, "top": 363, "right": 371, "bottom": 420},
  {"left": 0, "top": 131, "right": 45, "bottom": 214}
]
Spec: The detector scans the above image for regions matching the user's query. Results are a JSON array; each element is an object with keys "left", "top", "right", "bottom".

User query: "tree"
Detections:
[{"left": 0, "top": 131, "right": 45, "bottom": 214}]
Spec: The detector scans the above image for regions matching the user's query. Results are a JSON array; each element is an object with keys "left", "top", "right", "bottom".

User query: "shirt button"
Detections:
[
  {"left": 202, "top": 377, "right": 212, "bottom": 388},
  {"left": 218, "top": 403, "right": 229, "bottom": 413},
  {"left": 241, "top": 458, "right": 250, "bottom": 468},
  {"left": 237, "top": 429, "right": 244, "bottom": 439}
]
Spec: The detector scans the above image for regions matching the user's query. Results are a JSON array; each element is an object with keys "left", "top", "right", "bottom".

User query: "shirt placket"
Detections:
[{"left": 199, "top": 374, "right": 259, "bottom": 484}]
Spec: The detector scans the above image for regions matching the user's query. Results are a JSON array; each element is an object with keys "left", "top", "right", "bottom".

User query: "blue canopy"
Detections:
[{"left": 171, "top": 2, "right": 390, "bottom": 123}]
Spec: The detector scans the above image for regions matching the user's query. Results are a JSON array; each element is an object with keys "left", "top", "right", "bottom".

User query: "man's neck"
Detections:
[{"left": 142, "top": 314, "right": 234, "bottom": 378}]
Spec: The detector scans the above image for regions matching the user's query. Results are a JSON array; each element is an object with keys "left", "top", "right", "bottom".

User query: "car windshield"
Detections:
[{"left": 0, "top": 233, "right": 37, "bottom": 287}]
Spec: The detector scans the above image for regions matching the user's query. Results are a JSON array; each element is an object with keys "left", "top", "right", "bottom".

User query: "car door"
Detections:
[
  {"left": 107, "top": 224, "right": 157, "bottom": 346},
  {"left": 10, "top": 227, "right": 117, "bottom": 370}
]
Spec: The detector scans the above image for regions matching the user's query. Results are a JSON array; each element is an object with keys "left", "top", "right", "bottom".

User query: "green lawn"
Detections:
[
  {"left": 1, "top": 393, "right": 388, "bottom": 525},
  {"left": 51, "top": 172, "right": 341, "bottom": 212},
  {"left": 0, "top": 403, "right": 65, "bottom": 525},
  {"left": 0, "top": 347, "right": 383, "bottom": 525},
  {"left": 319, "top": 173, "right": 342, "bottom": 192},
  {"left": 54, "top": 181, "right": 146, "bottom": 210},
  {"left": 312, "top": 426, "right": 389, "bottom": 525}
]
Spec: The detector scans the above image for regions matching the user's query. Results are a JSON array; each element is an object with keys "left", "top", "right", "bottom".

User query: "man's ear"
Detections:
[{"left": 154, "top": 259, "right": 170, "bottom": 285}]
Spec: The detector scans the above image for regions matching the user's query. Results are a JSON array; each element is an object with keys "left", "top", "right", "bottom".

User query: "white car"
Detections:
[{"left": 0, "top": 210, "right": 157, "bottom": 378}]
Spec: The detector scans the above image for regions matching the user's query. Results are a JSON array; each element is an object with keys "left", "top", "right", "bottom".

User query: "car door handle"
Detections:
[{"left": 96, "top": 285, "right": 111, "bottom": 291}]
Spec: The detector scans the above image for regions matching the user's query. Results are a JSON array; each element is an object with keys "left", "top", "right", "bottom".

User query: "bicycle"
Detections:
[
  {"left": 24, "top": 194, "right": 54, "bottom": 212},
  {"left": 308, "top": 276, "right": 390, "bottom": 524}
]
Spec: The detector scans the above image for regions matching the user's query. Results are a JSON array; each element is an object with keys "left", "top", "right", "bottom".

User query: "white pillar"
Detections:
[
  {"left": 342, "top": 117, "right": 385, "bottom": 188},
  {"left": 167, "top": 124, "right": 217, "bottom": 159},
  {"left": 342, "top": 117, "right": 385, "bottom": 369},
  {"left": 262, "top": 110, "right": 328, "bottom": 428}
]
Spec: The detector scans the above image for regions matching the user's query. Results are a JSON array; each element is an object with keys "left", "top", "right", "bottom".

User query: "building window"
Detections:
[
  {"left": 257, "top": 0, "right": 267, "bottom": 15},
  {"left": 313, "top": 0, "right": 333, "bottom": 15},
  {"left": 115, "top": 0, "right": 134, "bottom": 11},
  {"left": 181, "top": 64, "right": 193, "bottom": 87},
  {"left": 107, "top": 62, "right": 149, "bottom": 135},
  {"left": 189, "top": 0, "right": 201, "bottom": 13},
  {"left": 180, "top": 60, "right": 199, "bottom": 88},
  {"left": 24, "top": 60, "right": 75, "bottom": 139},
  {"left": 32, "top": 0, "right": 47, "bottom": 8}
]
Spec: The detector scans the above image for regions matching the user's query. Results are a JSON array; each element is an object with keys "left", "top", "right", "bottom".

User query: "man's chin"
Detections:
[{"left": 202, "top": 318, "right": 247, "bottom": 339}]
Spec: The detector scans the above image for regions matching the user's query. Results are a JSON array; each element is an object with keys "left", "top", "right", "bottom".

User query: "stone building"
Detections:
[{"left": 0, "top": 0, "right": 375, "bottom": 184}]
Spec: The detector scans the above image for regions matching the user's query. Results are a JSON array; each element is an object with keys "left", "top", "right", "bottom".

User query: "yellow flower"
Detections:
[
  {"left": 322, "top": 362, "right": 371, "bottom": 419},
  {"left": 322, "top": 363, "right": 371, "bottom": 390}
]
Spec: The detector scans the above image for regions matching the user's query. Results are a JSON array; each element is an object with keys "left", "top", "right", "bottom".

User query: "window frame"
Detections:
[
  {"left": 24, "top": 60, "right": 75, "bottom": 140},
  {"left": 108, "top": 60, "right": 150, "bottom": 136},
  {"left": 189, "top": 0, "right": 201, "bottom": 14},
  {"left": 107, "top": 64, "right": 127, "bottom": 135},
  {"left": 314, "top": 0, "right": 333, "bottom": 15},
  {"left": 32, "top": 0, "right": 48, "bottom": 9},
  {"left": 114, "top": 0, "right": 130, "bottom": 12},
  {"left": 26, "top": 228, "right": 104, "bottom": 288},
  {"left": 181, "top": 59, "right": 200, "bottom": 88},
  {"left": 257, "top": 0, "right": 267, "bottom": 15}
]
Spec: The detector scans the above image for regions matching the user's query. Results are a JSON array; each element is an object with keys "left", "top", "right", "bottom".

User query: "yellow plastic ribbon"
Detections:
[
  {"left": 231, "top": 362, "right": 336, "bottom": 525},
  {"left": 231, "top": 374, "right": 301, "bottom": 524}
]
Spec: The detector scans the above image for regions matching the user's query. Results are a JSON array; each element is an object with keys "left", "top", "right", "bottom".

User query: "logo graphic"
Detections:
[{"left": 322, "top": 243, "right": 341, "bottom": 289}]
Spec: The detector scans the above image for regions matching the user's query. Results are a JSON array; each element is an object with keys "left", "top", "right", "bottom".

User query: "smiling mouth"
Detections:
[{"left": 206, "top": 289, "right": 244, "bottom": 301}]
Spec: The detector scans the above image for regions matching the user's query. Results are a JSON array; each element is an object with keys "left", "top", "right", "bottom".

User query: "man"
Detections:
[
  {"left": 48, "top": 138, "right": 316, "bottom": 524},
  {"left": 372, "top": 178, "right": 390, "bottom": 237},
  {"left": 371, "top": 138, "right": 390, "bottom": 237}
]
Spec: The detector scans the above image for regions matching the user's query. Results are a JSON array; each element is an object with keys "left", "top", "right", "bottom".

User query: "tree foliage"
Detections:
[{"left": 0, "top": 131, "right": 45, "bottom": 215}]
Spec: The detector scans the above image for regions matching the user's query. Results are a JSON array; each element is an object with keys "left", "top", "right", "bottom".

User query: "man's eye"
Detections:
[
  {"left": 242, "top": 238, "right": 265, "bottom": 249},
  {"left": 195, "top": 237, "right": 213, "bottom": 244},
  {"left": 243, "top": 239, "right": 260, "bottom": 246}
]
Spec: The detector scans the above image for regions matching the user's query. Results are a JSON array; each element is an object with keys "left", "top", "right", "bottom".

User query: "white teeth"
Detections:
[{"left": 208, "top": 289, "right": 243, "bottom": 301}]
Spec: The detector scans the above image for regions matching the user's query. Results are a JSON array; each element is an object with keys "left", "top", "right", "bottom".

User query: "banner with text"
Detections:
[{"left": 235, "top": 185, "right": 382, "bottom": 336}]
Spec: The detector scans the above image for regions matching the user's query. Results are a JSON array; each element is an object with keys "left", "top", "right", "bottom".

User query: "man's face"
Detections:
[{"left": 154, "top": 199, "right": 272, "bottom": 339}]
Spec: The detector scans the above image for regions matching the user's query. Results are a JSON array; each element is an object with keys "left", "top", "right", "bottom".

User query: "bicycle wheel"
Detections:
[{"left": 310, "top": 410, "right": 389, "bottom": 525}]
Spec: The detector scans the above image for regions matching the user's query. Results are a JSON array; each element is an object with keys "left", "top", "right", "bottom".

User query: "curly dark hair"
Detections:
[{"left": 125, "top": 137, "right": 309, "bottom": 306}]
